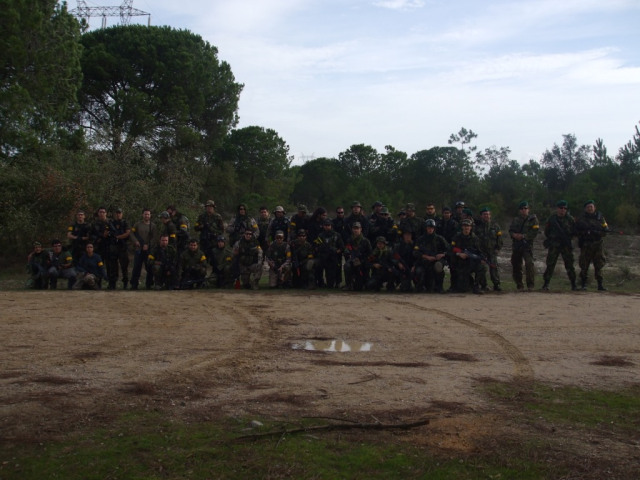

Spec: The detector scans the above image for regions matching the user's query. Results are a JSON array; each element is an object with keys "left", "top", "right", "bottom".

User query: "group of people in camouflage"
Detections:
[{"left": 26, "top": 198, "right": 610, "bottom": 293}]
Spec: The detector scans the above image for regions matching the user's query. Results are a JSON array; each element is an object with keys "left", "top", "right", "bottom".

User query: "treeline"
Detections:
[{"left": 1, "top": 2, "right": 639, "bottom": 263}]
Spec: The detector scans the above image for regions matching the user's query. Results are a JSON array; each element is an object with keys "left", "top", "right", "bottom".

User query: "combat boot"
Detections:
[
  {"left": 580, "top": 280, "right": 587, "bottom": 291},
  {"left": 597, "top": 280, "right": 607, "bottom": 291},
  {"left": 541, "top": 281, "right": 549, "bottom": 291},
  {"left": 570, "top": 280, "right": 578, "bottom": 291}
]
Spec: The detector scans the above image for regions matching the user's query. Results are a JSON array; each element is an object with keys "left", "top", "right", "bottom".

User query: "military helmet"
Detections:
[
  {"left": 273, "top": 205, "right": 285, "bottom": 214},
  {"left": 425, "top": 219, "right": 436, "bottom": 228},
  {"left": 216, "top": 235, "right": 226, "bottom": 242},
  {"left": 205, "top": 200, "right": 216, "bottom": 207},
  {"left": 375, "top": 236, "right": 387, "bottom": 244}
]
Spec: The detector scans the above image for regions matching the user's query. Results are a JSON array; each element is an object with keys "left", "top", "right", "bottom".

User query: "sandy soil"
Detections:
[{"left": 1, "top": 289, "right": 639, "bottom": 470}]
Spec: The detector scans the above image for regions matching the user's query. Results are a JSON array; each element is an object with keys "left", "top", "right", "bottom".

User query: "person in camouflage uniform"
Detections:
[
  {"left": 345, "top": 201, "right": 370, "bottom": 239},
  {"left": 194, "top": 200, "right": 225, "bottom": 260},
  {"left": 451, "top": 219, "right": 486, "bottom": 294},
  {"left": 210, "top": 235, "right": 235, "bottom": 288},
  {"left": 90, "top": 207, "right": 111, "bottom": 274},
  {"left": 575, "top": 200, "right": 609, "bottom": 291},
  {"left": 130, "top": 208, "right": 157, "bottom": 290},
  {"left": 368, "top": 206, "right": 395, "bottom": 244},
  {"left": 288, "top": 204, "right": 311, "bottom": 240},
  {"left": 413, "top": 219, "right": 449, "bottom": 293},
  {"left": 289, "top": 229, "right": 316, "bottom": 289},
  {"left": 107, "top": 208, "right": 131, "bottom": 290},
  {"left": 397, "top": 203, "right": 424, "bottom": 241},
  {"left": 73, "top": 243, "right": 108, "bottom": 290},
  {"left": 47, "top": 239, "right": 76, "bottom": 289},
  {"left": 475, "top": 207, "right": 504, "bottom": 291},
  {"left": 367, "top": 236, "right": 395, "bottom": 292},
  {"left": 179, "top": 239, "right": 208, "bottom": 289},
  {"left": 159, "top": 211, "right": 178, "bottom": 248},
  {"left": 541, "top": 200, "right": 577, "bottom": 291},
  {"left": 391, "top": 229, "right": 416, "bottom": 292},
  {"left": 343, "top": 222, "right": 372, "bottom": 291},
  {"left": 233, "top": 228, "right": 263, "bottom": 289},
  {"left": 67, "top": 210, "right": 91, "bottom": 263},
  {"left": 227, "top": 203, "right": 258, "bottom": 246},
  {"left": 313, "top": 219, "right": 344, "bottom": 288},
  {"left": 26, "top": 241, "right": 50, "bottom": 289},
  {"left": 509, "top": 201, "right": 540, "bottom": 291},
  {"left": 147, "top": 234, "right": 178, "bottom": 290},
  {"left": 265, "top": 231, "right": 291, "bottom": 288},
  {"left": 268, "top": 206, "right": 290, "bottom": 243},
  {"left": 166, "top": 205, "right": 190, "bottom": 257},
  {"left": 256, "top": 206, "right": 271, "bottom": 252}
]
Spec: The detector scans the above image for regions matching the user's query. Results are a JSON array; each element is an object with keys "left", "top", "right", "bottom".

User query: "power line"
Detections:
[{"left": 70, "top": 0, "right": 151, "bottom": 30}]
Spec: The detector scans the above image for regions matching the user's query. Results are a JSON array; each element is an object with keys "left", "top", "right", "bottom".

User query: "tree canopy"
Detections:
[{"left": 79, "top": 25, "right": 243, "bottom": 161}]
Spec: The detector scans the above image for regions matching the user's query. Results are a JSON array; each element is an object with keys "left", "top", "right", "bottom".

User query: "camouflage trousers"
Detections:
[
  {"left": 579, "top": 241, "right": 605, "bottom": 283},
  {"left": 543, "top": 246, "right": 576, "bottom": 283},
  {"left": 239, "top": 262, "right": 263, "bottom": 289},
  {"left": 511, "top": 247, "right": 535, "bottom": 289}
]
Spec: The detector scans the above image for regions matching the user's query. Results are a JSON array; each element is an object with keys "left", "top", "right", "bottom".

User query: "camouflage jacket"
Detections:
[
  {"left": 544, "top": 214, "right": 576, "bottom": 248},
  {"left": 475, "top": 221, "right": 504, "bottom": 255}
]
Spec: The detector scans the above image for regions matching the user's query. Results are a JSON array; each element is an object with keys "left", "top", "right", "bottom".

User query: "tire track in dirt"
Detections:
[{"left": 386, "top": 299, "right": 534, "bottom": 382}]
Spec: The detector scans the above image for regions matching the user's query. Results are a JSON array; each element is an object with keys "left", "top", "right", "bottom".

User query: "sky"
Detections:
[{"left": 80, "top": 0, "right": 639, "bottom": 165}]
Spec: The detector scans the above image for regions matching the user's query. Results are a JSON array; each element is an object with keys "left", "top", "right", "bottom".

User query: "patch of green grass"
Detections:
[
  {"left": 1, "top": 411, "right": 549, "bottom": 480},
  {"left": 483, "top": 381, "right": 640, "bottom": 432}
]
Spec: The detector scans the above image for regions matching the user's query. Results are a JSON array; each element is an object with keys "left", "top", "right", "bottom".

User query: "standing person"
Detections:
[
  {"left": 47, "top": 239, "right": 76, "bottom": 289},
  {"left": 73, "top": 243, "right": 108, "bottom": 290},
  {"left": 423, "top": 203, "right": 441, "bottom": 224},
  {"left": 233, "top": 228, "right": 263, "bottom": 289},
  {"left": 107, "top": 207, "right": 131, "bottom": 290},
  {"left": 307, "top": 207, "right": 328, "bottom": 243},
  {"left": 397, "top": 203, "right": 424, "bottom": 241},
  {"left": 130, "top": 208, "right": 157, "bottom": 290},
  {"left": 369, "top": 206, "right": 394, "bottom": 244},
  {"left": 575, "top": 200, "right": 609, "bottom": 291},
  {"left": 179, "top": 239, "right": 208, "bottom": 289},
  {"left": 541, "top": 200, "right": 577, "bottom": 291},
  {"left": 194, "top": 200, "right": 225, "bottom": 260},
  {"left": 268, "top": 206, "right": 290, "bottom": 243},
  {"left": 344, "top": 201, "right": 370, "bottom": 239},
  {"left": 332, "top": 206, "right": 348, "bottom": 243},
  {"left": 159, "top": 211, "right": 178, "bottom": 248},
  {"left": 166, "top": 205, "right": 190, "bottom": 256},
  {"left": 475, "top": 207, "right": 504, "bottom": 291},
  {"left": 226, "top": 203, "right": 258, "bottom": 246},
  {"left": 288, "top": 204, "right": 311, "bottom": 239},
  {"left": 343, "top": 222, "right": 372, "bottom": 291},
  {"left": 265, "top": 231, "right": 291, "bottom": 288},
  {"left": 256, "top": 206, "right": 272, "bottom": 253},
  {"left": 26, "top": 241, "right": 49, "bottom": 289},
  {"left": 450, "top": 219, "right": 486, "bottom": 294},
  {"left": 67, "top": 210, "right": 91, "bottom": 263},
  {"left": 313, "top": 219, "right": 344, "bottom": 288},
  {"left": 437, "top": 206, "right": 457, "bottom": 243},
  {"left": 332, "top": 206, "right": 348, "bottom": 286},
  {"left": 509, "top": 201, "right": 540, "bottom": 291},
  {"left": 147, "top": 234, "right": 178, "bottom": 290},
  {"left": 90, "top": 207, "right": 111, "bottom": 272}
]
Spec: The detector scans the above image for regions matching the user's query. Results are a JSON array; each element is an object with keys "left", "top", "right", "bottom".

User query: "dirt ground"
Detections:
[{"left": 1, "top": 288, "right": 639, "bottom": 475}]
